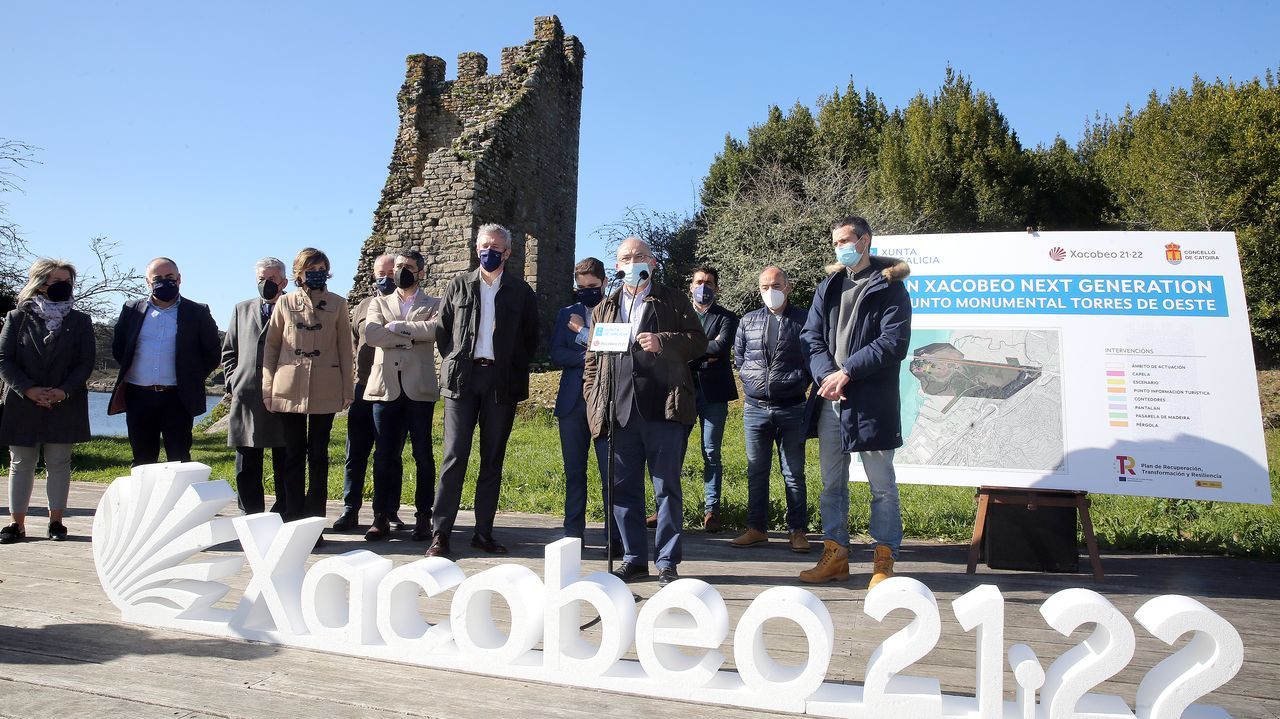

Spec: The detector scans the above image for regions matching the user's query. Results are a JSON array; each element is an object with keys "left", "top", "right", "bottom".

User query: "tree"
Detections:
[
  {"left": 0, "top": 138, "right": 146, "bottom": 321},
  {"left": 1026, "top": 135, "right": 1111, "bottom": 230},
  {"left": 1, "top": 139, "right": 39, "bottom": 303},
  {"left": 697, "top": 158, "right": 924, "bottom": 315},
  {"left": 701, "top": 103, "right": 820, "bottom": 210},
  {"left": 1090, "top": 72, "right": 1280, "bottom": 356},
  {"left": 868, "top": 67, "right": 1032, "bottom": 232},
  {"left": 594, "top": 206, "right": 700, "bottom": 290}
]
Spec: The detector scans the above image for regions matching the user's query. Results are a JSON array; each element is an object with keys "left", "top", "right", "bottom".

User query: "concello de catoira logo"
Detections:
[
  {"left": 93, "top": 463, "right": 1246, "bottom": 718},
  {"left": 1166, "top": 243, "right": 1184, "bottom": 265}
]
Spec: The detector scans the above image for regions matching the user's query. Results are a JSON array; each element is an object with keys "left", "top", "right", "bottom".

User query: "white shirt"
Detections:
[
  {"left": 619, "top": 282, "right": 651, "bottom": 341},
  {"left": 397, "top": 289, "right": 421, "bottom": 320},
  {"left": 124, "top": 300, "right": 180, "bottom": 386},
  {"left": 474, "top": 271, "right": 501, "bottom": 360}
]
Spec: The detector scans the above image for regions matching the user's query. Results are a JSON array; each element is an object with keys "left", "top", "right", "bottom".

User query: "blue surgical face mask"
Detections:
[
  {"left": 620, "top": 262, "right": 649, "bottom": 288},
  {"left": 835, "top": 244, "right": 863, "bottom": 267},
  {"left": 479, "top": 247, "right": 504, "bottom": 272},
  {"left": 304, "top": 270, "right": 328, "bottom": 290},
  {"left": 692, "top": 285, "right": 716, "bottom": 306},
  {"left": 375, "top": 277, "right": 396, "bottom": 296},
  {"left": 575, "top": 286, "right": 603, "bottom": 308}
]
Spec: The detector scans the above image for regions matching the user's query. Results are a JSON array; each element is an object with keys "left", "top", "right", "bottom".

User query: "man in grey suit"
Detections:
[{"left": 221, "top": 257, "right": 291, "bottom": 514}]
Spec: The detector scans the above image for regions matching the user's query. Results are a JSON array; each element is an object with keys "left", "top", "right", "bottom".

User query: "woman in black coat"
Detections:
[{"left": 0, "top": 258, "right": 95, "bottom": 543}]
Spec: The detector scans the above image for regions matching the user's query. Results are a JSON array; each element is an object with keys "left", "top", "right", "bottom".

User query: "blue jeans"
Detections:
[
  {"left": 371, "top": 395, "right": 436, "bottom": 519},
  {"left": 557, "top": 402, "right": 617, "bottom": 543},
  {"left": 694, "top": 397, "right": 729, "bottom": 514},
  {"left": 609, "top": 407, "right": 687, "bottom": 570},
  {"left": 817, "top": 399, "right": 902, "bottom": 557},
  {"left": 341, "top": 387, "right": 375, "bottom": 512},
  {"left": 743, "top": 402, "right": 808, "bottom": 532}
]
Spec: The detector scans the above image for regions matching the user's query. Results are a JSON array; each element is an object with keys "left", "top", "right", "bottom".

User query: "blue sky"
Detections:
[{"left": 3, "top": 1, "right": 1276, "bottom": 328}]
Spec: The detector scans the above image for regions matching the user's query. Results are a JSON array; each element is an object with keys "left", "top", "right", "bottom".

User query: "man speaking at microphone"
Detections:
[{"left": 582, "top": 237, "right": 707, "bottom": 586}]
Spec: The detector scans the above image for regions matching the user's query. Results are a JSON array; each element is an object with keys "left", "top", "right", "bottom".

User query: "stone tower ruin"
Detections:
[{"left": 351, "top": 16, "right": 584, "bottom": 349}]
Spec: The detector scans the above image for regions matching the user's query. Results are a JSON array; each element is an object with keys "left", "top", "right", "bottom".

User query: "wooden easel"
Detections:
[{"left": 966, "top": 487, "right": 1105, "bottom": 582}]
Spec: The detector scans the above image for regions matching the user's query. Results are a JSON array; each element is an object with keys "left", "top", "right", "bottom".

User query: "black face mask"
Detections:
[
  {"left": 575, "top": 286, "right": 603, "bottom": 308},
  {"left": 375, "top": 277, "right": 396, "bottom": 296},
  {"left": 258, "top": 278, "right": 281, "bottom": 301},
  {"left": 45, "top": 280, "right": 73, "bottom": 303},
  {"left": 304, "top": 270, "right": 328, "bottom": 290},
  {"left": 151, "top": 278, "right": 180, "bottom": 303},
  {"left": 396, "top": 266, "right": 418, "bottom": 290}
]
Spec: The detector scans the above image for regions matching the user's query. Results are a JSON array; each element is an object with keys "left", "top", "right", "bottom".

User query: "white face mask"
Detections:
[
  {"left": 619, "top": 262, "right": 650, "bottom": 287},
  {"left": 761, "top": 288, "right": 786, "bottom": 311}
]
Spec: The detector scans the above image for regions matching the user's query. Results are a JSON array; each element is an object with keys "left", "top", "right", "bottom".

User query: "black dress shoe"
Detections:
[
  {"left": 331, "top": 509, "right": 358, "bottom": 532},
  {"left": 364, "top": 514, "right": 391, "bottom": 542},
  {"left": 426, "top": 532, "right": 450, "bottom": 558},
  {"left": 411, "top": 520, "right": 432, "bottom": 542},
  {"left": 470, "top": 533, "right": 509, "bottom": 554},
  {"left": 0, "top": 523, "right": 26, "bottom": 544},
  {"left": 47, "top": 521, "right": 68, "bottom": 541},
  {"left": 657, "top": 566, "right": 680, "bottom": 586},
  {"left": 611, "top": 561, "right": 650, "bottom": 583},
  {"left": 389, "top": 514, "right": 408, "bottom": 531}
]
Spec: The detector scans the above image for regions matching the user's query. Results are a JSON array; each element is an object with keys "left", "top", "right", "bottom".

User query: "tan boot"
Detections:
[
  {"left": 729, "top": 528, "right": 769, "bottom": 548},
  {"left": 868, "top": 544, "right": 895, "bottom": 589},
  {"left": 798, "top": 540, "right": 849, "bottom": 583},
  {"left": 788, "top": 530, "right": 812, "bottom": 553}
]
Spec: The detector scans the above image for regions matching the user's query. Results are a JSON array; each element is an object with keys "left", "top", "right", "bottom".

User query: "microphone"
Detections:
[
  {"left": 613, "top": 269, "right": 626, "bottom": 281},
  {"left": 638, "top": 269, "right": 649, "bottom": 281}
]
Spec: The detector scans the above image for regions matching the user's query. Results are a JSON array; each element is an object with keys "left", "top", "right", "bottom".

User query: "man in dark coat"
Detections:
[
  {"left": 333, "top": 254, "right": 404, "bottom": 532},
  {"left": 686, "top": 265, "right": 738, "bottom": 532},
  {"left": 730, "top": 266, "right": 813, "bottom": 553},
  {"left": 582, "top": 237, "right": 708, "bottom": 586},
  {"left": 426, "top": 223, "right": 539, "bottom": 558},
  {"left": 800, "top": 216, "right": 911, "bottom": 589},
  {"left": 221, "top": 257, "right": 291, "bottom": 515},
  {"left": 110, "top": 257, "right": 221, "bottom": 466}
]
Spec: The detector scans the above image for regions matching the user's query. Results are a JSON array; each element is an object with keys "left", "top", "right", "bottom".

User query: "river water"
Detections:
[{"left": 85, "top": 391, "right": 222, "bottom": 437}]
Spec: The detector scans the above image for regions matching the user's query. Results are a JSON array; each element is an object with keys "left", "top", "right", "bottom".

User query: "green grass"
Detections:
[{"left": 25, "top": 405, "right": 1280, "bottom": 560}]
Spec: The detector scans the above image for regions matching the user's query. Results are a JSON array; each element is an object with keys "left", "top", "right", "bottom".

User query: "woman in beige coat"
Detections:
[{"left": 263, "top": 248, "right": 354, "bottom": 525}]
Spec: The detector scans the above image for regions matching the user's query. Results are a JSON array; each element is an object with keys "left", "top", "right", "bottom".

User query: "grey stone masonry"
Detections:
[{"left": 350, "top": 15, "right": 585, "bottom": 354}]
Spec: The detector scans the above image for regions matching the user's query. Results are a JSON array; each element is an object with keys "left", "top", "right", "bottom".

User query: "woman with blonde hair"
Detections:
[
  {"left": 262, "top": 248, "right": 353, "bottom": 528},
  {"left": 0, "top": 258, "right": 95, "bottom": 543}
]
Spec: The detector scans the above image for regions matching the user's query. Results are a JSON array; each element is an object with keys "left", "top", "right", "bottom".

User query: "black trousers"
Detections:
[
  {"left": 125, "top": 384, "right": 195, "bottom": 467},
  {"left": 234, "top": 446, "right": 289, "bottom": 515},
  {"left": 278, "top": 412, "right": 335, "bottom": 521},
  {"left": 432, "top": 364, "right": 516, "bottom": 538}
]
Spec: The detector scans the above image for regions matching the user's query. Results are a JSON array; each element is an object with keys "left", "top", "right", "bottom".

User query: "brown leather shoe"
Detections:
[
  {"left": 364, "top": 513, "right": 391, "bottom": 542},
  {"left": 868, "top": 544, "right": 895, "bottom": 589},
  {"left": 798, "top": 540, "right": 850, "bottom": 583},
  {"left": 788, "top": 530, "right": 813, "bottom": 553},
  {"left": 703, "top": 512, "right": 722, "bottom": 533},
  {"left": 425, "top": 532, "right": 450, "bottom": 558},
  {"left": 645, "top": 513, "right": 658, "bottom": 529},
  {"left": 729, "top": 528, "right": 768, "bottom": 548}
]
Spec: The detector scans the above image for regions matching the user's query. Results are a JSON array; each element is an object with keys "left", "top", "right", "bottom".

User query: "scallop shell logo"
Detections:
[
  {"left": 92, "top": 462, "right": 244, "bottom": 627},
  {"left": 1049, "top": 247, "right": 1066, "bottom": 261}
]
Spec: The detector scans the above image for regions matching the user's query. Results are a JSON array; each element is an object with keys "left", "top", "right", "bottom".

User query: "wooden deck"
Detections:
[{"left": 1, "top": 479, "right": 1277, "bottom": 719}]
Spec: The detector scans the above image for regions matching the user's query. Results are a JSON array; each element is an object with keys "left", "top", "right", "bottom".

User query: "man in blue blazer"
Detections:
[
  {"left": 110, "top": 257, "right": 221, "bottom": 466},
  {"left": 550, "top": 257, "right": 619, "bottom": 552}
]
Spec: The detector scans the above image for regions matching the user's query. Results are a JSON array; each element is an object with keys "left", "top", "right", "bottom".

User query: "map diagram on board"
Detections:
[{"left": 896, "top": 329, "right": 1065, "bottom": 472}]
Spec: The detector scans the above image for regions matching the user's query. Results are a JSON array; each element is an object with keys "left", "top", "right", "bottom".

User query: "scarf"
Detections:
[{"left": 30, "top": 295, "right": 74, "bottom": 342}]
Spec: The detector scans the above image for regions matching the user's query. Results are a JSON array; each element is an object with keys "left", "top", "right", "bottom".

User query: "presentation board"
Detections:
[{"left": 855, "top": 231, "right": 1271, "bottom": 504}]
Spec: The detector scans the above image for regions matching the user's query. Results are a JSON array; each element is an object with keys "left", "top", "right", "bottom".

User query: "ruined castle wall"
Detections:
[{"left": 351, "top": 16, "right": 584, "bottom": 352}]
